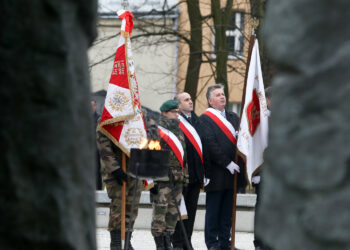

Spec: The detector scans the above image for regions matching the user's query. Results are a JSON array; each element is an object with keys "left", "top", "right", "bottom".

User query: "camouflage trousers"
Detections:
[
  {"left": 151, "top": 181, "right": 183, "bottom": 237},
  {"left": 105, "top": 176, "right": 143, "bottom": 231}
]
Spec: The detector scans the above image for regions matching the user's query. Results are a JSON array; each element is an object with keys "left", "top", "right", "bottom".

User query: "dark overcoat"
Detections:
[
  {"left": 200, "top": 110, "right": 247, "bottom": 192},
  {"left": 180, "top": 112, "right": 205, "bottom": 184}
]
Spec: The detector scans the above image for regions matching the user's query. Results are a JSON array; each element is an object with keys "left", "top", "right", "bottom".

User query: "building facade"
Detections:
[
  {"left": 90, "top": 0, "right": 254, "bottom": 115},
  {"left": 176, "top": 0, "right": 254, "bottom": 114},
  {"left": 89, "top": 0, "right": 179, "bottom": 113}
]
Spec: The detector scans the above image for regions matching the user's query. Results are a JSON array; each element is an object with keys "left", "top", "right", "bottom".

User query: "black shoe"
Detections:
[
  {"left": 164, "top": 233, "right": 174, "bottom": 250},
  {"left": 208, "top": 246, "right": 221, "bottom": 250},
  {"left": 220, "top": 247, "right": 241, "bottom": 250},
  {"left": 183, "top": 240, "right": 194, "bottom": 250},
  {"left": 110, "top": 230, "right": 122, "bottom": 250},
  {"left": 154, "top": 235, "right": 166, "bottom": 250},
  {"left": 125, "top": 231, "right": 135, "bottom": 250},
  {"left": 255, "top": 247, "right": 272, "bottom": 250}
]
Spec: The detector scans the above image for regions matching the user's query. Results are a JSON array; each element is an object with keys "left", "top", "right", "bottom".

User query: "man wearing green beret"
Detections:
[{"left": 151, "top": 99, "right": 189, "bottom": 250}]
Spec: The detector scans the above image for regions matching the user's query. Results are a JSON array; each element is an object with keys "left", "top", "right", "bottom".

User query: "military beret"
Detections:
[{"left": 160, "top": 99, "right": 178, "bottom": 112}]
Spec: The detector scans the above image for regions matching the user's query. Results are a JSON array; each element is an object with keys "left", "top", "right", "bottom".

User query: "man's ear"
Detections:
[{"left": 208, "top": 98, "right": 213, "bottom": 107}]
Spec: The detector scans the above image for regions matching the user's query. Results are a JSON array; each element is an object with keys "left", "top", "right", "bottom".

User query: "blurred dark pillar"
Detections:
[
  {"left": 257, "top": 0, "right": 350, "bottom": 249},
  {"left": 0, "top": 1, "right": 97, "bottom": 249}
]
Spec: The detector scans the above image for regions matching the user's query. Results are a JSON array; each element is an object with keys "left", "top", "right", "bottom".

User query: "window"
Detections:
[
  {"left": 226, "top": 12, "right": 244, "bottom": 58},
  {"left": 228, "top": 102, "right": 241, "bottom": 115}
]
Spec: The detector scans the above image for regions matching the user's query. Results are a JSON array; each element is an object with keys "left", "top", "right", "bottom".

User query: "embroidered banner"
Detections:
[
  {"left": 98, "top": 10, "right": 146, "bottom": 156},
  {"left": 237, "top": 39, "right": 269, "bottom": 185}
]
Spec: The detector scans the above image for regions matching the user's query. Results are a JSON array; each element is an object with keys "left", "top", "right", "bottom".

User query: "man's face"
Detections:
[
  {"left": 178, "top": 93, "right": 193, "bottom": 114},
  {"left": 208, "top": 88, "right": 226, "bottom": 111},
  {"left": 162, "top": 109, "right": 179, "bottom": 119}
]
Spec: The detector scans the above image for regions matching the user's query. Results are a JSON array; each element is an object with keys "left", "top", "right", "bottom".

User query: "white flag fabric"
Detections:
[
  {"left": 237, "top": 39, "right": 269, "bottom": 185},
  {"left": 179, "top": 195, "right": 188, "bottom": 219},
  {"left": 99, "top": 11, "right": 146, "bottom": 156}
]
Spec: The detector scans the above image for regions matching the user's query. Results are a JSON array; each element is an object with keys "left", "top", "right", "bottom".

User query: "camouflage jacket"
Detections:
[
  {"left": 96, "top": 110, "right": 160, "bottom": 182},
  {"left": 96, "top": 129, "right": 126, "bottom": 182},
  {"left": 158, "top": 115, "right": 189, "bottom": 183}
]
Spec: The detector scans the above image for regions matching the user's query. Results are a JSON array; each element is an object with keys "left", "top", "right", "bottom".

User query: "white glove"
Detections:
[
  {"left": 252, "top": 176, "right": 261, "bottom": 184},
  {"left": 204, "top": 178, "right": 210, "bottom": 187},
  {"left": 226, "top": 161, "right": 240, "bottom": 175}
]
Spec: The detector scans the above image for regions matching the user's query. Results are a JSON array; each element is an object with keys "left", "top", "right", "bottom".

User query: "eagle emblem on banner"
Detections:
[{"left": 246, "top": 88, "right": 261, "bottom": 136}]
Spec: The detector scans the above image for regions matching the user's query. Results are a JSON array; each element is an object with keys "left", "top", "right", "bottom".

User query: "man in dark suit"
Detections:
[
  {"left": 172, "top": 92, "right": 205, "bottom": 250},
  {"left": 200, "top": 84, "right": 246, "bottom": 250}
]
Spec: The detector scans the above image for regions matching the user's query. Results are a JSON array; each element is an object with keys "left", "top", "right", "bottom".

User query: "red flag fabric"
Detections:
[{"left": 99, "top": 10, "right": 146, "bottom": 156}]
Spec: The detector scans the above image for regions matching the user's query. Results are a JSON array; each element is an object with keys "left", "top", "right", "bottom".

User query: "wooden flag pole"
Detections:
[
  {"left": 121, "top": 152, "right": 127, "bottom": 247},
  {"left": 231, "top": 34, "right": 256, "bottom": 250},
  {"left": 120, "top": 30, "right": 130, "bottom": 249}
]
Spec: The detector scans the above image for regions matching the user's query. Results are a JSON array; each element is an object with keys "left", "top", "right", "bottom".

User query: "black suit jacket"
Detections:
[
  {"left": 180, "top": 112, "right": 205, "bottom": 184},
  {"left": 200, "top": 110, "right": 247, "bottom": 192}
]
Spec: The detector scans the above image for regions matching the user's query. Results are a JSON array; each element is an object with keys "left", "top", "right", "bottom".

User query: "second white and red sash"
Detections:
[
  {"left": 178, "top": 115, "right": 203, "bottom": 164},
  {"left": 203, "top": 107, "right": 237, "bottom": 146},
  {"left": 158, "top": 126, "right": 184, "bottom": 169}
]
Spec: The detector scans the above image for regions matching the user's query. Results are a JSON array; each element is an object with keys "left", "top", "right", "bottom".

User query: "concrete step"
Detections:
[{"left": 96, "top": 191, "right": 257, "bottom": 232}]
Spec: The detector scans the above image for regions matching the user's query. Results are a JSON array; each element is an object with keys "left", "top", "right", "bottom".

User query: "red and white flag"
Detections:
[
  {"left": 237, "top": 39, "right": 269, "bottom": 185},
  {"left": 99, "top": 10, "right": 146, "bottom": 156}
]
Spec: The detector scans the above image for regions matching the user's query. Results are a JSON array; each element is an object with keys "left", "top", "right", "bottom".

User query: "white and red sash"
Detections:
[
  {"left": 203, "top": 108, "right": 237, "bottom": 146},
  {"left": 178, "top": 115, "right": 203, "bottom": 164},
  {"left": 158, "top": 126, "right": 184, "bottom": 169}
]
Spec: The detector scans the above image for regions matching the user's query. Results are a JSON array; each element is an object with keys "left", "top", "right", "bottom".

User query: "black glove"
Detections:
[
  {"left": 111, "top": 168, "right": 128, "bottom": 185},
  {"left": 149, "top": 184, "right": 158, "bottom": 195}
]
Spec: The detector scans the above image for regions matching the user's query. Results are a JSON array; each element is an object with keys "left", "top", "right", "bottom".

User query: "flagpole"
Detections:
[
  {"left": 231, "top": 34, "right": 256, "bottom": 250},
  {"left": 120, "top": 8, "right": 131, "bottom": 248},
  {"left": 121, "top": 152, "right": 127, "bottom": 247}
]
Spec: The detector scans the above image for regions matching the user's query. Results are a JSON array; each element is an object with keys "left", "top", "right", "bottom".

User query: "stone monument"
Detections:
[
  {"left": 0, "top": 1, "right": 97, "bottom": 249},
  {"left": 256, "top": 0, "right": 350, "bottom": 249}
]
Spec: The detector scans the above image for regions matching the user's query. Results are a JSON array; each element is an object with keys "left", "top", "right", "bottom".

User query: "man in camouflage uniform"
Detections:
[
  {"left": 150, "top": 99, "right": 189, "bottom": 250},
  {"left": 97, "top": 108, "right": 159, "bottom": 250}
]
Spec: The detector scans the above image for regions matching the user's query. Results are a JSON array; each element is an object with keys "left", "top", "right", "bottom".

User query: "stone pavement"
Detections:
[{"left": 97, "top": 228, "right": 255, "bottom": 250}]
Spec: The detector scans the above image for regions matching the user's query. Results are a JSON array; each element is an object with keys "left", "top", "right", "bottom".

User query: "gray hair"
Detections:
[{"left": 206, "top": 84, "right": 224, "bottom": 102}]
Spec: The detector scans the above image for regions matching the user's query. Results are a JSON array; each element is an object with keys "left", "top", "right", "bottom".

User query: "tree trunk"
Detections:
[
  {"left": 211, "top": 0, "right": 233, "bottom": 100},
  {"left": 184, "top": 0, "right": 202, "bottom": 110},
  {"left": 249, "top": 0, "right": 276, "bottom": 87}
]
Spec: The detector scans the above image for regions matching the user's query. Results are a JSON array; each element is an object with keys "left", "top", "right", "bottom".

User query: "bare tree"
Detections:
[
  {"left": 91, "top": 0, "right": 256, "bottom": 109},
  {"left": 211, "top": 0, "right": 234, "bottom": 99},
  {"left": 183, "top": 0, "right": 202, "bottom": 101},
  {"left": 249, "top": 0, "right": 276, "bottom": 86}
]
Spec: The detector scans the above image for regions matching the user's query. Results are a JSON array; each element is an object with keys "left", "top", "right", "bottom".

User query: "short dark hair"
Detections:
[{"left": 206, "top": 84, "right": 224, "bottom": 102}]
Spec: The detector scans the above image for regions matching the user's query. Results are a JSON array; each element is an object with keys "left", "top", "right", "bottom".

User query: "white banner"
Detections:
[{"left": 237, "top": 39, "right": 269, "bottom": 185}]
